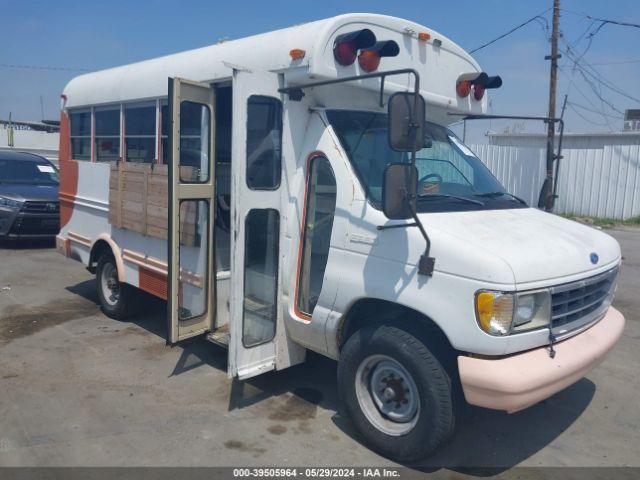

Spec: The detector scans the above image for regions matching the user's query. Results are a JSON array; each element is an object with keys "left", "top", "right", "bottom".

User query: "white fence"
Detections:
[{"left": 471, "top": 144, "right": 640, "bottom": 220}]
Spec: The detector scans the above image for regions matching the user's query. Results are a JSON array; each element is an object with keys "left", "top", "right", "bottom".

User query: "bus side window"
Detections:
[
  {"left": 125, "top": 104, "right": 156, "bottom": 163},
  {"left": 246, "top": 96, "right": 282, "bottom": 190},
  {"left": 95, "top": 107, "right": 120, "bottom": 162},
  {"left": 297, "top": 156, "right": 337, "bottom": 316},
  {"left": 69, "top": 110, "right": 91, "bottom": 161}
]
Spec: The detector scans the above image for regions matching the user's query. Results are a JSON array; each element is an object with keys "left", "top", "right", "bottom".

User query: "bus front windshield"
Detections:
[{"left": 327, "top": 110, "right": 525, "bottom": 213}]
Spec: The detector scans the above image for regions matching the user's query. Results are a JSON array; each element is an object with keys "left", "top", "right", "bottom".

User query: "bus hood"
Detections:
[{"left": 421, "top": 208, "right": 621, "bottom": 285}]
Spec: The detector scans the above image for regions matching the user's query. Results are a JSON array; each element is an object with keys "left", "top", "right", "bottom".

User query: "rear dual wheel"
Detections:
[{"left": 338, "top": 324, "right": 456, "bottom": 463}]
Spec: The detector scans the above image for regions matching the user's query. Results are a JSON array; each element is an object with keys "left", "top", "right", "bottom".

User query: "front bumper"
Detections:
[
  {"left": 458, "top": 306, "right": 625, "bottom": 413},
  {"left": 0, "top": 209, "right": 59, "bottom": 239}
]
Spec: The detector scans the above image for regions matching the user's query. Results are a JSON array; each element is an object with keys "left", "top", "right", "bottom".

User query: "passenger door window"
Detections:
[
  {"left": 243, "top": 209, "right": 280, "bottom": 347},
  {"left": 297, "top": 156, "right": 337, "bottom": 317},
  {"left": 246, "top": 96, "right": 282, "bottom": 190}
]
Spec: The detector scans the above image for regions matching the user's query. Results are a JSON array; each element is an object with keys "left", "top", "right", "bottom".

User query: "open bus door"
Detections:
[
  {"left": 167, "top": 77, "right": 216, "bottom": 344},
  {"left": 228, "top": 68, "right": 283, "bottom": 379}
]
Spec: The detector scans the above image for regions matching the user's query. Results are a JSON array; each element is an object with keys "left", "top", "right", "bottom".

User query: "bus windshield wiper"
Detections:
[
  {"left": 474, "top": 191, "right": 527, "bottom": 205},
  {"left": 417, "top": 194, "right": 484, "bottom": 206}
]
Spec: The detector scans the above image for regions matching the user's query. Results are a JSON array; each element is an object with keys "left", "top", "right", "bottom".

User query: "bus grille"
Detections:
[{"left": 550, "top": 266, "right": 619, "bottom": 336}]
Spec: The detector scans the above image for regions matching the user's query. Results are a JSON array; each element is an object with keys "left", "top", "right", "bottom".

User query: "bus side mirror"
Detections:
[
  {"left": 388, "top": 92, "right": 426, "bottom": 152},
  {"left": 382, "top": 163, "right": 418, "bottom": 220}
]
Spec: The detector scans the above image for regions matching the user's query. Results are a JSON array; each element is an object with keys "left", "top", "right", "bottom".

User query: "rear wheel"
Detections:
[
  {"left": 337, "top": 323, "right": 456, "bottom": 463},
  {"left": 96, "top": 253, "right": 134, "bottom": 320}
]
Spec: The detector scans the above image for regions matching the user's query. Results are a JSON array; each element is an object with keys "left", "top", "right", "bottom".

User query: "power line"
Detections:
[
  {"left": 566, "top": 100, "right": 624, "bottom": 120},
  {"left": 0, "top": 63, "right": 92, "bottom": 72},
  {"left": 585, "top": 16, "right": 640, "bottom": 30},
  {"left": 567, "top": 102, "right": 617, "bottom": 127},
  {"left": 560, "top": 44, "right": 640, "bottom": 103},
  {"left": 469, "top": 8, "right": 551, "bottom": 54},
  {"left": 589, "top": 59, "right": 640, "bottom": 66}
]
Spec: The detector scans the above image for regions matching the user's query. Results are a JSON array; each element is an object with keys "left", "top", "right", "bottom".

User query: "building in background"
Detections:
[
  {"left": 487, "top": 130, "right": 640, "bottom": 149},
  {"left": 470, "top": 128, "right": 640, "bottom": 221},
  {"left": 624, "top": 109, "right": 640, "bottom": 132}
]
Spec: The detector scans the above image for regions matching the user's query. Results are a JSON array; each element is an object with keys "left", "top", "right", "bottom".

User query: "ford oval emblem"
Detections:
[{"left": 590, "top": 252, "right": 599, "bottom": 265}]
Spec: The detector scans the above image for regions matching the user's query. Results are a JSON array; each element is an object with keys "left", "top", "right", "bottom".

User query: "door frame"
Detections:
[{"left": 167, "top": 77, "right": 217, "bottom": 344}]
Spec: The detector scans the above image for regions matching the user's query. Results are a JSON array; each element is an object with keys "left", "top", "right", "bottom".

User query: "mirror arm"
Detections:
[
  {"left": 406, "top": 72, "right": 434, "bottom": 276},
  {"left": 410, "top": 206, "right": 435, "bottom": 276},
  {"left": 377, "top": 221, "right": 418, "bottom": 230}
]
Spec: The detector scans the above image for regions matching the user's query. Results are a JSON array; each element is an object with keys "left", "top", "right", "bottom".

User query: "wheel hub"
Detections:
[
  {"left": 101, "top": 263, "right": 120, "bottom": 306},
  {"left": 355, "top": 355, "right": 420, "bottom": 436}
]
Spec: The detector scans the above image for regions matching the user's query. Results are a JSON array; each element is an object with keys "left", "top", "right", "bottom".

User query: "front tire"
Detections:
[
  {"left": 96, "top": 253, "right": 135, "bottom": 320},
  {"left": 337, "top": 324, "right": 456, "bottom": 463}
]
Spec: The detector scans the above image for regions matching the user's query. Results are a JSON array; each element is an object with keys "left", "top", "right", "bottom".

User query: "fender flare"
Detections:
[{"left": 92, "top": 234, "right": 126, "bottom": 282}]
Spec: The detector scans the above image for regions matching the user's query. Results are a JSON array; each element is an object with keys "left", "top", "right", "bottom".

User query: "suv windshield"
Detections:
[
  {"left": 327, "top": 110, "right": 526, "bottom": 213},
  {"left": 0, "top": 159, "right": 59, "bottom": 185}
]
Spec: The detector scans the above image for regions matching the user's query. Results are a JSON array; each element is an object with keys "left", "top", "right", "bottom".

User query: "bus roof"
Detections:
[{"left": 63, "top": 13, "right": 487, "bottom": 120}]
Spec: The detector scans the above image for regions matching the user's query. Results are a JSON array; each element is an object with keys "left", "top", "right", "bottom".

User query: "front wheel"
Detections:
[
  {"left": 337, "top": 324, "right": 456, "bottom": 463},
  {"left": 96, "top": 253, "right": 135, "bottom": 320}
]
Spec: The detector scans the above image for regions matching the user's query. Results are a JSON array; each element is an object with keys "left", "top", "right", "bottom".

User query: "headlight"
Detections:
[
  {"left": 475, "top": 289, "right": 551, "bottom": 336},
  {"left": 0, "top": 197, "right": 23, "bottom": 209}
]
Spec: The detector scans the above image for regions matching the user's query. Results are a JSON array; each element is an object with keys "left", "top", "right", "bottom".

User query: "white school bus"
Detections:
[{"left": 57, "top": 13, "right": 625, "bottom": 461}]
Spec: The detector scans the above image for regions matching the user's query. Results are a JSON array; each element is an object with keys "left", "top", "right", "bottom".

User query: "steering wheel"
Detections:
[{"left": 419, "top": 173, "right": 443, "bottom": 185}]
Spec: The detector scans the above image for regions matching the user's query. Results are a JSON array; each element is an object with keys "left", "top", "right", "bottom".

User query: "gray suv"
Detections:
[{"left": 0, "top": 152, "right": 60, "bottom": 240}]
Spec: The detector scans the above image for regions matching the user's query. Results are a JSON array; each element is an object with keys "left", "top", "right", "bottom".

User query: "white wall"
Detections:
[
  {"left": 471, "top": 143, "right": 640, "bottom": 221},
  {"left": 0, "top": 129, "right": 59, "bottom": 164}
]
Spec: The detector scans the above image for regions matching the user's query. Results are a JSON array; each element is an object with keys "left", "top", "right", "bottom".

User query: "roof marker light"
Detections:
[
  {"left": 418, "top": 32, "right": 431, "bottom": 41},
  {"left": 289, "top": 49, "right": 306, "bottom": 60},
  {"left": 333, "top": 29, "right": 376, "bottom": 66}
]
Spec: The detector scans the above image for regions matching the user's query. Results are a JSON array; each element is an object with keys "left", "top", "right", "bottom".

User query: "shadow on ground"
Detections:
[{"left": 65, "top": 279, "right": 594, "bottom": 472}]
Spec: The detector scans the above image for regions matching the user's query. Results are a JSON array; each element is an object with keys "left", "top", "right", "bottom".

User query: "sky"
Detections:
[{"left": 1, "top": 0, "right": 639, "bottom": 144}]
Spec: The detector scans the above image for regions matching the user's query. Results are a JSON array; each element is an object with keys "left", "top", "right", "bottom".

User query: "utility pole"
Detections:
[{"left": 539, "top": 0, "right": 561, "bottom": 211}]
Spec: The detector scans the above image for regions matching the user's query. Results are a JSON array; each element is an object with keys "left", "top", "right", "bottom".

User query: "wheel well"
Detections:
[
  {"left": 338, "top": 298, "right": 458, "bottom": 367},
  {"left": 88, "top": 240, "right": 113, "bottom": 273}
]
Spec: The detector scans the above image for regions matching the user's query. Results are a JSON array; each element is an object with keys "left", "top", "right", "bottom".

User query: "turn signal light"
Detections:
[
  {"left": 333, "top": 29, "right": 376, "bottom": 66},
  {"left": 358, "top": 50, "right": 381, "bottom": 72},
  {"left": 456, "top": 80, "right": 471, "bottom": 97},
  {"left": 357, "top": 40, "right": 400, "bottom": 72},
  {"left": 418, "top": 32, "right": 431, "bottom": 41}
]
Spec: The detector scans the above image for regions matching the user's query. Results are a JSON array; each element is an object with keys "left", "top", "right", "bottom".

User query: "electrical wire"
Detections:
[
  {"left": 566, "top": 101, "right": 624, "bottom": 120},
  {"left": 567, "top": 102, "right": 617, "bottom": 127},
  {"left": 560, "top": 44, "right": 640, "bottom": 104},
  {"left": 469, "top": 8, "right": 551, "bottom": 54},
  {"left": 0, "top": 63, "right": 92, "bottom": 72},
  {"left": 589, "top": 59, "right": 640, "bottom": 66}
]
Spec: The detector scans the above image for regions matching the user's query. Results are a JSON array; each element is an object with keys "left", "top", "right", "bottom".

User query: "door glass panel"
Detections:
[
  {"left": 246, "top": 96, "right": 282, "bottom": 190},
  {"left": 243, "top": 209, "right": 279, "bottom": 347},
  {"left": 180, "top": 101, "right": 210, "bottom": 183},
  {"left": 178, "top": 199, "right": 209, "bottom": 320},
  {"left": 298, "top": 157, "right": 337, "bottom": 316}
]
